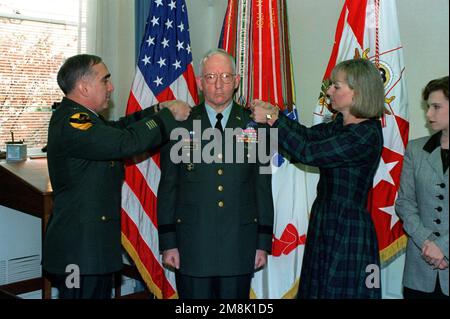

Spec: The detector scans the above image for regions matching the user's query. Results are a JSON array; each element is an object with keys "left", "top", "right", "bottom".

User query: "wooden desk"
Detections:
[
  {"left": 0, "top": 158, "right": 52, "bottom": 299},
  {"left": 0, "top": 159, "right": 146, "bottom": 299}
]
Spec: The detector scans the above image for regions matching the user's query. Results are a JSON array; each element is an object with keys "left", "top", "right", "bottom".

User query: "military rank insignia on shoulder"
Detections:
[
  {"left": 69, "top": 112, "right": 93, "bottom": 130},
  {"left": 145, "top": 119, "right": 158, "bottom": 130}
]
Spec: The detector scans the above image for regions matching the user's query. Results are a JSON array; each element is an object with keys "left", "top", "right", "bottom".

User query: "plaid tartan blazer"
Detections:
[{"left": 274, "top": 112, "right": 383, "bottom": 299}]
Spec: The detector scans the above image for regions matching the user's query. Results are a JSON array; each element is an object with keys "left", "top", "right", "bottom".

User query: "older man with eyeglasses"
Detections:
[{"left": 156, "top": 49, "right": 274, "bottom": 299}]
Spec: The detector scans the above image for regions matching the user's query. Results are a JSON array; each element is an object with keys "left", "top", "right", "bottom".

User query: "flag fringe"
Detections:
[
  {"left": 121, "top": 233, "right": 178, "bottom": 299},
  {"left": 249, "top": 278, "right": 299, "bottom": 299},
  {"left": 281, "top": 278, "right": 299, "bottom": 299},
  {"left": 379, "top": 234, "right": 407, "bottom": 268}
]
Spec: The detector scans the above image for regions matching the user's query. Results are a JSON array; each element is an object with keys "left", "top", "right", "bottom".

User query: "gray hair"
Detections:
[
  {"left": 57, "top": 54, "right": 103, "bottom": 94},
  {"left": 331, "top": 58, "right": 385, "bottom": 119},
  {"left": 198, "top": 49, "right": 236, "bottom": 75}
]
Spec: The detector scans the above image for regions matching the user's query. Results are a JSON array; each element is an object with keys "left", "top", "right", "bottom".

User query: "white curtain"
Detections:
[{"left": 86, "top": 0, "right": 136, "bottom": 120}]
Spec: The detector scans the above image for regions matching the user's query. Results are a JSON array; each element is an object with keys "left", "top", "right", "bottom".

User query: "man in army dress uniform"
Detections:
[
  {"left": 157, "top": 49, "right": 274, "bottom": 299},
  {"left": 42, "top": 54, "right": 190, "bottom": 299}
]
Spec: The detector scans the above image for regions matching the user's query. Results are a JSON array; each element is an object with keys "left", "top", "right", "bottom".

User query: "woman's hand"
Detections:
[
  {"left": 422, "top": 240, "right": 447, "bottom": 269},
  {"left": 250, "top": 99, "right": 279, "bottom": 126}
]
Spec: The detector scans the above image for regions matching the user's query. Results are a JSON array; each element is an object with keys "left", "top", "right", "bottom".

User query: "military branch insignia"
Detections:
[{"left": 69, "top": 112, "right": 93, "bottom": 130}]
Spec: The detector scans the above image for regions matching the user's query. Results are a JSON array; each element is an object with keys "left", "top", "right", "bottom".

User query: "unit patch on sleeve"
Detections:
[{"left": 69, "top": 112, "right": 93, "bottom": 130}]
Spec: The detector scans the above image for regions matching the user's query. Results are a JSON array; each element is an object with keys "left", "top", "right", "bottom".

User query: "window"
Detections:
[{"left": 0, "top": 0, "right": 87, "bottom": 149}]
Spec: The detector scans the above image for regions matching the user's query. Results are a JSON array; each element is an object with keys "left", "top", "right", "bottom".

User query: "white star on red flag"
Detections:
[
  {"left": 378, "top": 204, "right": 400, "bottom": 230},
  {"left": 373, "top": 155, "right": 398, "bottom": 187}
]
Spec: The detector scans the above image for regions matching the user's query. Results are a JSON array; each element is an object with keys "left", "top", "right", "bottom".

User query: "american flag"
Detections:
[{"left": 121, "top": 0, "right": 198, "bottom": 299}]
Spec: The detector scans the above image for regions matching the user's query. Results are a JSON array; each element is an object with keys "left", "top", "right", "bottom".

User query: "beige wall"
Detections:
[
  {"left": 109, "top": 0, "right": 449, "bottom": 140},
  {"left": 397, "top": 0, "right": 449, "bottom": 139},
  {"left": 91, "top": 0, "right": 136, "bottom": 121},
  {"left": 186, "top": 0, "right": 228, "bottom": 70}
]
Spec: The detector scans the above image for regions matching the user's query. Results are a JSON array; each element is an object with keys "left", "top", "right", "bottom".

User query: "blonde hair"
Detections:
[{"left": 331, "top": 59, "right": 385, "bottom": 118}]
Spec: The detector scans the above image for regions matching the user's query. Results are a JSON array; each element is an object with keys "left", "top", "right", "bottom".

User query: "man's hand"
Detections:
[
  {"left": 254, "top": 249, "right": 268, "bottom": 270},
  {"left": 160, "top": 100, "right": 191, "bottom": 121},
  {"left": 162, "top": 248, "right": 180, "bottom": 270}
]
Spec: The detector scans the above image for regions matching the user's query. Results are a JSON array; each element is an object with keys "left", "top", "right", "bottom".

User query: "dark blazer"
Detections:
[
  {"left": 157, "top": 102, "right": 274, "bottom": 277},
  {"left": 43, "top": 97, "right": 176, "bottom": 275},
  {"left": 396, "top": 132, "right": 449, "bottom": 295}
]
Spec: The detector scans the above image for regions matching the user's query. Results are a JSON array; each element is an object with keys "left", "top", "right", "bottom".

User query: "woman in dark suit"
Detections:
[
  {"left": 250, "top": 58, "right": 385, "bottom": 298},
  {"left": 395, "top": 76, "right": 449, "bottom": 299}
]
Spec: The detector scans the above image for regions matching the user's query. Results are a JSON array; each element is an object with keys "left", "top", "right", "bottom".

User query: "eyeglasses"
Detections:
[{"left": 202, "top": 72, "right": 235, "bottom": 84}]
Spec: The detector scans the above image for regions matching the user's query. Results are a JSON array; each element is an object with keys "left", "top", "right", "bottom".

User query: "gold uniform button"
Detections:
[
  {"left": 218, "top": 185, "right": 224, "bottom": 192},
  {"left": 177, "top": 218, "right": 182, "bottom": 223},
  {"left": 217, "top": 169, "right": 224, "bottom": 176},
  {"left": 218, "top": 201, "right": 224, "bottom": 208},
  {"left": 254, "top": 218, "right": 258, "bottom": 223},
  {"left": 218, "top": 153, "right": 223, "bottom": 160},
  {"left": 101, "top": 216, "right": 107, "bottom": 221}
]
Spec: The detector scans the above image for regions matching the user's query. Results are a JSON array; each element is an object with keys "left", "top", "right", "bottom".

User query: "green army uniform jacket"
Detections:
[
  {"left": 43, "top": 97, "right": 176, "bottom": 275},
  {"left": 157, "top": 102, "right": 274, "bottom": 277}
]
